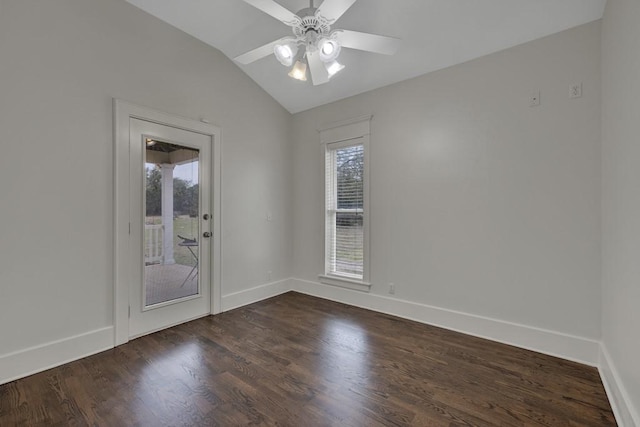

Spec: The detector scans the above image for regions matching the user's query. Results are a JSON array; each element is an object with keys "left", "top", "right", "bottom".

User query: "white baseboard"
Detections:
[
  {"left": 221, "top": 278, "right": 292, "bottom": 312},
  {"left": 0, "top": 278, "right": 291, "bottom": 387},
  {"left": 599, "top": 345, "right": 639, "bottom": 427},
  {"left": 291, "top": 278, "right": 600, "bottom": 366},
  {"left": 1, "top": 279, "right": 624, "bottom": 426},
  {"left": 0, "top": 326, "right": 114, "bottom": 386}
]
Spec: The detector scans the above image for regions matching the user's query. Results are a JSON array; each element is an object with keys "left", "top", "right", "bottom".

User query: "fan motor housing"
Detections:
[{"left": 293, "top": 8, "right": 331, "bottom": 37}]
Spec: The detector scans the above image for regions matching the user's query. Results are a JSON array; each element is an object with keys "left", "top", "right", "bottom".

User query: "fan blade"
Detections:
[
  {"left": 234, "top": 37, "right": 288, "bottom": 64},
  {"left": 316, "top": 0, "right": 357, "bottom": 23},
  {"left": 242, "top": 0, "right": 299, "bottom": 25},
  {"left": 306, "top": 50, "right": 330, "bottom": 86},
  {"left": 335, "top": 30, "right": 400, "bottom": 55}
]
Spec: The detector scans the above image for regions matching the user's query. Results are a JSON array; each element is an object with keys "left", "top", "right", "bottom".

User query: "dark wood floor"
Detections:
[{"left": 0, "top": 292, "right": 615, "bottom": 426}]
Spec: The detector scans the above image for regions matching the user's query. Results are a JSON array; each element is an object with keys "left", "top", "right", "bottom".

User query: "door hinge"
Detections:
[{"left": 128, "top": 305, "right": 131, "bottom": 318}]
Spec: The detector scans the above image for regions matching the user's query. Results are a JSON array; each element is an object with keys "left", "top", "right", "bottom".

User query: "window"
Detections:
[
  {"left": 326, "top": 142, "right": 364, "bottom": 278},
  {"left": 319, "top": 116, "right": 370, "bottom": 291}
]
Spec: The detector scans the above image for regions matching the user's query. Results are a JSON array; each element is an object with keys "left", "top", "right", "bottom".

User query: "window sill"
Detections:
[{"left": 318, "top": 274, "right": 371, "bottom": 292}]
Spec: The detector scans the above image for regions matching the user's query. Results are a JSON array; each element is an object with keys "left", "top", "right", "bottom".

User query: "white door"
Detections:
[{"left": 129, "top": 118, "right": 212, "bottom": 338}]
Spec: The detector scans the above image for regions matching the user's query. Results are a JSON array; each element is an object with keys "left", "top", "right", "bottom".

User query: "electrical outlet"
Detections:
[
  {"left": 569, "top": 82, "right": 582, "bottom": 99},
  {"left": 529, "top": 90, "right": 541, "bottom": 107},
  {"left": 389, "top": 283, "right": 395, "bottom": 295}
]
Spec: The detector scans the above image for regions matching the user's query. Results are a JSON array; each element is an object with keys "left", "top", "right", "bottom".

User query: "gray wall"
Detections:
[
  {"left": 2, "top": 2, "right": 636, "bottom": 421},
  {"left": 0, "top": 0, "right": 292, "bottom": 355},
  {"left": 292, "top": 22, "right": 602, "bottom": 339},
  {"left": 601, "top": 0, "right": 640, "bottom": 423}
]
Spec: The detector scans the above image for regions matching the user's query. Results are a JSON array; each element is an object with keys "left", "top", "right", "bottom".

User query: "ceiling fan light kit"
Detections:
[
  {"left": 236, "top": 0, "right": 401, "bottom": 86},
  {"left": 288, "top": 60, "right": 308, "bottom": 81},
  {"left": 317, "top": 37, "right": 341, "bottom": 62},
  {"left": 325, "top": 60, "right": 344, "bottom": 77},
  {"left": 274, "top": 40, "right": 298, "bottom": 66}
]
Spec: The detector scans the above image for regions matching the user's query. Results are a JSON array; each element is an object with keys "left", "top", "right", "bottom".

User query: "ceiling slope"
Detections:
[{"left": 126, "top": 0, "right": 606, "bottom": 113}]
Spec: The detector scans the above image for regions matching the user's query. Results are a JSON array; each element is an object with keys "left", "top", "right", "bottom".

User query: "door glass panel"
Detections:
[{"left": 144, "top": 139, "right": 200, "bottom": 307}]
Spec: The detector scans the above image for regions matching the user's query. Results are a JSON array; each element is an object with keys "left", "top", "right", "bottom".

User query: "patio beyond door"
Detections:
[{"left": 129, "top": 119, "right": 212, "bottom": 338}]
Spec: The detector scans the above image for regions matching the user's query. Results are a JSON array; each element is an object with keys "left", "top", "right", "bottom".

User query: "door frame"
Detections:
[{"left": 113, "top": 99, "right": 222, "bottom": 346}]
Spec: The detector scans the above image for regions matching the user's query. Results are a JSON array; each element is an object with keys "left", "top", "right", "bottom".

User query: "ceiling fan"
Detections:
[{"left": 234, "top": 0, "right": 401, "bottom": 85}]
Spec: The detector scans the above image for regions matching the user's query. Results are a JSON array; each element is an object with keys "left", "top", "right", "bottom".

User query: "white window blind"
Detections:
[{"left": 325, "top": 140, "right": 365, "bottom": 279}]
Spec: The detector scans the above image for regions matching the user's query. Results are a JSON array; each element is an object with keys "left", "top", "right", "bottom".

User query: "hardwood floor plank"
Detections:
[{"left": 0, "top": 292, "right": 615, "bottom": 426}]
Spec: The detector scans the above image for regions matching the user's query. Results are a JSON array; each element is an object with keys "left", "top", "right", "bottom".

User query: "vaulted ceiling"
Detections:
[{"left": 126, "top": 0, "right": 606, "bottom": 113}]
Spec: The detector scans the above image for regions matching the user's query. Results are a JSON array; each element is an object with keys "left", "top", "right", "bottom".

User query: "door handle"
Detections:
[{"left": 203, "top": 232, "right": 212, "bottom": 238}]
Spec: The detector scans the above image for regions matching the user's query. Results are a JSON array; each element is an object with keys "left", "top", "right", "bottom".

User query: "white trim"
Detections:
[
  {"left": 218, "top": 278, "right": 601, "bottom": 366},
  {"left": 142, "top": 293, "right": 202, "bottom": 311},
  {"left": 599, "top": 345, "right": 640, "bottom": 427},
  {"left": 221, "top": 279, "right": 293, "bottom": 312},
  {"left": 319, "top": 115, "right": 372, "bottom": 144},
  {"left": 211, "top": 127, "right": 223, "bottom": 316},
  {"left": 113, "top": 99, "right": 222, "bottom": 346},
  {"left": 128, "top": 313, "right": 210, "bottom": 340},
  {"left": 290, "top": 278, "right": 600, "bottom": 366},
  {"left": 318, "top": 114, "right": 373, "bottom": 133},
  {"left": 325, "top": 136, "right": 364, "bottom": 151},
  {"left": 0, "top": 327, "right": 113, "bottom": 386},
  {"left": 1, "top": 281, "right": 622, "bottom": 425},
  {"left": 318, "top": 274, "right": 371, "bottom": 291},
  {"left": 322, "top": 119, "right": 371, "bottom": 289}
]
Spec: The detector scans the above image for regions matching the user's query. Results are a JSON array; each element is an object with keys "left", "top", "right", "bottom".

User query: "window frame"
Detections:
[{"left": 319, "top": 116, "right": 371, "bottom": 292}]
